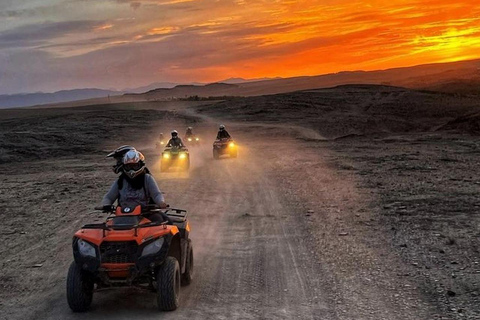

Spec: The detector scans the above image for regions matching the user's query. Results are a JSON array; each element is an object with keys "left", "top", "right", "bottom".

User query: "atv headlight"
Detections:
[
  {"left": 195, "top": 137, "right": 199, "bottom": 141},
  {"left": 142, "top": 238, "right": 164, "bottom": 257},
  {"left": 78, "top": 239, "right": 96, "bottom": 258},
  {"left": 188, "top": 138, "right": 192, "bottom": 142},
  {"left": 163, "top": 153, "right": 170, "bottom": 159},
  {"left": 179, "top": 153, "right": 186, "bottom": 159},
  {"left": 229, "top": 142, "right": 235, "bottom": 148}
]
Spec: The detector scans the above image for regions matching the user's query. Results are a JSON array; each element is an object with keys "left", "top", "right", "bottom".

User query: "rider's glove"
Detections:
[
  {"left": 102, "top": 205, "right": 113, "bottom": 212},
  {"left": 159, "top": 202, "right": 168, "bottom": 209}
]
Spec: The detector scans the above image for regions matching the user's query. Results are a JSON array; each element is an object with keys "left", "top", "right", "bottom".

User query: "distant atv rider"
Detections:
[
  {"left": 101, "top": 150, "right": 168, "bottom": 222},
  {"left": 216, "top": 124, "right": 231, "bottom": 140},
  {"left": 185, "top": 127, "right": 193, "bottom": 137},
  {"left": 166, "top": 130, "right": 185, "bottom": 148}
]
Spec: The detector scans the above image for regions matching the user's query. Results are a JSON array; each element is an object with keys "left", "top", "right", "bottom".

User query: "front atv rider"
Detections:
[
  {"left": 101, "top": 150, "right": 168, "bottom": 222},
  {"left": 216, "top": 124, "right": 231, "bottom": 140},
  {"left": 166, "top": 130, "right": 185, "bottom": 148}
]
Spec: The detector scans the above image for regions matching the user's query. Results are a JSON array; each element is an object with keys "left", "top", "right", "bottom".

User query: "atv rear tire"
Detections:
[
  {"left": 156, "top": 257, "right": 180, "bottom": 311},
  {"left": 181, "top": 239, "right": 193, "bottom": 286},
  {"left": 213, "top": 149, "right": 219, "bottom": 160},
  {"left": 66, "top": 261, "right": 94, "bottom": 312}
]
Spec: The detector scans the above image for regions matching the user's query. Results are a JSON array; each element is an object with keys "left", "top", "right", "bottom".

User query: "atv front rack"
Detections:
[{"left": 81, "top": 220, "right": 168, "bottom": 237}]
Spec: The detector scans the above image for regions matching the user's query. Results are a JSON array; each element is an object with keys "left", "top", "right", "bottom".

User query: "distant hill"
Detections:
[
  {"left": 123, "top": 81, "right": 206, "bottom": 94},
  {"left": 5, "top": 58, "right": 480, "bottom": 109},
  {"left": 122, "top": 78, "right": 281, "bottom": 92},
  {"left": 127, "top": 59, "right": 480, "bottom": 100},
  {"left": 0, "top": 88, "right": 121, "bottom": 109},
  {"left": 218, "top": 77, "right": 283, "bottom": 84}
]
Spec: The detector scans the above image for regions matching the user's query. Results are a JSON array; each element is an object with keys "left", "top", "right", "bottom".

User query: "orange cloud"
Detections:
[
  {"left": 208, "top": 0, "right": 480, "bottom": 78},
  {"left": 97, "top": 0, "right": 480, "bottom": 80},
  {"left": 93, "top": 23, "right": 114, "bottom": 31}
]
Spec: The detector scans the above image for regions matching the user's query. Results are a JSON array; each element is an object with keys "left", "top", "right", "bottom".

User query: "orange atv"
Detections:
[{"left": 66, "top": 205, "right": 193, "bottom": 312}]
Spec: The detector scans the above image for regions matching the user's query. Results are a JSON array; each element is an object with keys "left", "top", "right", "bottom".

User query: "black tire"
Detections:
[
  {"left": 66, "top": 261, "right": 94, "bottom": 312},
  {"left": 213, "top": 149, "right": 219, "bottom": 160},
  {"left": 181, "top": 240, "right": 194, "bottom": 286},
  {"left": 156, "top": 257, "right": 180, "bottom": 311}
]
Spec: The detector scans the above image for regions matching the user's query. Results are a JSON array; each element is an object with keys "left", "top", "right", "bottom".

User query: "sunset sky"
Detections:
[{"left": 1, "top": 0, "right": 480, "bottom": 94}]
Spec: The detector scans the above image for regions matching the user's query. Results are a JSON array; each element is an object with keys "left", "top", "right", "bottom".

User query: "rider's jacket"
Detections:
[
  {"left": 101, "top": 173, "right": 165, "bottom": 208},
  {"left": 166, "top": 137, "right": 185, "bottom": 147},
  {"left": 216, "top": 130, "right": 231, "bottom": 140}
]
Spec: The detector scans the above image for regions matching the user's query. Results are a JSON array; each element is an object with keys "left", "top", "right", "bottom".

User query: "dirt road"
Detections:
[{"left": 0, "top": 102, "right": 464, "bottom": 319}]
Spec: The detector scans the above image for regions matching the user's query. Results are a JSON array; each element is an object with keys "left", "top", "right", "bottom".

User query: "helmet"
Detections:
[
  {"left": 106, "top": 145, "right": 136, "bottom": 174},
  {"left": 123, "top": 150, "right": 146, "bottom": 179},
  {"left": 171, "top": 130, "right": 178, "bottom": 137},
  {"left": 219, "top": 124, "right": 225, "bottom": 131}
]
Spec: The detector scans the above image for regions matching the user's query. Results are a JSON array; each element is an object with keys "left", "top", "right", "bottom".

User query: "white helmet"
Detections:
[
  {"left": 171, "top": 130, "right": 178, "bottom": 137},
  {"left": 123, "top": 150, "right": 146, "bottom": 179},
  {"left": 219, "top": 124, "right": 225, "bottom": 131}
]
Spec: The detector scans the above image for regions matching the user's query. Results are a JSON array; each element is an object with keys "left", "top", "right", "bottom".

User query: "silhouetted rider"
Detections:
[
  {"left": 166, "top": 130, "right": 185, "bottom": 148},
  {"left": 216, "top": 124, "right": 231, "bottom": 140}
]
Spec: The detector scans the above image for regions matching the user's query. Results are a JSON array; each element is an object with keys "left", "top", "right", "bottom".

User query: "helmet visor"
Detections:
[{"left": 124, "top": 162, "right": 143, "bottom": 171}]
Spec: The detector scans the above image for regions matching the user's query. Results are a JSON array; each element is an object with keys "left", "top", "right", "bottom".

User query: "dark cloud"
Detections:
[
  {"left": 0, "top": 20, "right": 103, "bottom": 49},
  {"left": 0, "top": 5, "right": 59, "bottom": 18}
]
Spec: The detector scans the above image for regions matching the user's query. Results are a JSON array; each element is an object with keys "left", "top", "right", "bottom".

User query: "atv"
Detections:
[
  {"left": 184, "top": 134, "right": 200, "bottom": 146},
  {"left": 66, "top": 205, "right": 193, "bottom": 312},
  {"left": 213, "top": 138, "right": 237, "bottom": 159},
  {"left": 161, "top": 146, "right": 190, "bottom": 172}
]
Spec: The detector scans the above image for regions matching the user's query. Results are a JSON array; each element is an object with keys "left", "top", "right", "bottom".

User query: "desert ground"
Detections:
[{"left": 1, "top": 85, "right": 479, "bottom": 319}]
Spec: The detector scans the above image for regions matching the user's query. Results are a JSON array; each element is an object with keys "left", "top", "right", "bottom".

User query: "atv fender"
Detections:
[{"left": 167, "top": 234, "right": 186, "bottom": 274}]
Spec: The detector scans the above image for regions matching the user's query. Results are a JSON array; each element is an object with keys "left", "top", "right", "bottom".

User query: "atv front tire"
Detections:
[
  {"left": 157, "top": 257, "right": 180, "bottom": 311},
  {"left": 181, "top": 239, "right": 194, "bottom": 286},
  {"left": 230, "top": 149, "right": 238, "bottom": 158},
  {"left": 66, "top": 261, "right": 94, "bottom": 312},
  {"left": 213, "top": 149, "right": 219, "bottom": 160}
]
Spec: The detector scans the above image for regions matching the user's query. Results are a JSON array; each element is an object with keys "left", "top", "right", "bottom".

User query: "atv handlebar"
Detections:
[{"left": 94, "top": 204, "right": 172, "bottom": 213}]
